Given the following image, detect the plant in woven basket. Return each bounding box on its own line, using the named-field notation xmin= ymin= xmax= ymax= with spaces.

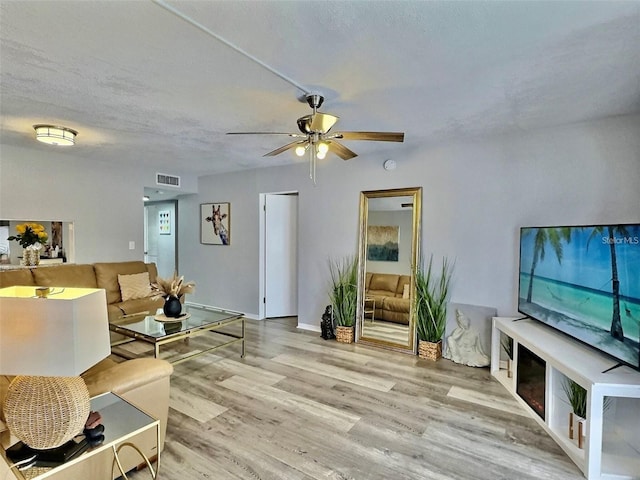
xmin=328 ymin=255 xmax=358 ymax=328
xmin=415 ymin=255 xmax=454 ymax=344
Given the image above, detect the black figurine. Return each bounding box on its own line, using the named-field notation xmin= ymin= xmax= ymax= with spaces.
xmin=320 ymin=305 xmax=335 ymax=340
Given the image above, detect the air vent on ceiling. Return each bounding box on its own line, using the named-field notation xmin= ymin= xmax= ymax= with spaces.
xmin=156 ymin=173 xmax=180 ymax=187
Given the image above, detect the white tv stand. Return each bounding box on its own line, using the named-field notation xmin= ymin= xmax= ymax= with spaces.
xmin=490 ymin=317 xmax=640 ymax=480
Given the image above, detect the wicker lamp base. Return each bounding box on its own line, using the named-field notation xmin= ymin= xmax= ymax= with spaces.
xmin=3 ymin=375 xmax=90 ymax=450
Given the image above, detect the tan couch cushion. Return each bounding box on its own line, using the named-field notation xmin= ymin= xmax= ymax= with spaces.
xmin=384 ymin=296 xmax=411 ymax=313
xmin=118 ymin=272 xmax=152 ymax=301
xmin=396 ymin=275 xmax=411 ymax=297
xmin=32 ymin=264 xmax=98 ymax=288
xmin=368 ymin=273 xmax=400 ymax=296
xmin=82 ymin=358 xmax=174 ymax=397
xmin=94 ymin=261 xmax=148 ymax=305
xmin=0 ymin=268 xmax=35 ymax=287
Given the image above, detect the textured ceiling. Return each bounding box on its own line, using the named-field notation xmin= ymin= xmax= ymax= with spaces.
xmin=1 ymin=0 xmax=639 ymax=179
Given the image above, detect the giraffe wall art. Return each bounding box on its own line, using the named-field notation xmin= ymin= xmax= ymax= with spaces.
xmin=201 ymin=203 xmax=231 ymax=245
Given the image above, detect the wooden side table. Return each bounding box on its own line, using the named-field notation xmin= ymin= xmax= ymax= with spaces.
xmin=1 ymin=392 xmax=160 ymax=480
xmin=364 ymin=297 xmax=375 ymax=323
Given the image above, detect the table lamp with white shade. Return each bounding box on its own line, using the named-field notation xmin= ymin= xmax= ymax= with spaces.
xmin=0 ymin=286 xmax=111 ymax=450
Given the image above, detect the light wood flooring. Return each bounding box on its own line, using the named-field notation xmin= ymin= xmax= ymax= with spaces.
xmin=122 ymin=317 xmax=584 ymax=480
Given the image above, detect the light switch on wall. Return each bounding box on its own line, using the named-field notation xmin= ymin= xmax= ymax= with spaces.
xmin=129 ymin=241 xmax=135 ymax=250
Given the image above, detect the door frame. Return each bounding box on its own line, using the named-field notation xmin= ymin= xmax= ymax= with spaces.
xmin=258 ymin=191 xmax=298 ymax=320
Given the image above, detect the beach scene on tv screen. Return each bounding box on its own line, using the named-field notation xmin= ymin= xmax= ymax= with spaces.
xmin=518 ymin=224 xmax=640 ymax=367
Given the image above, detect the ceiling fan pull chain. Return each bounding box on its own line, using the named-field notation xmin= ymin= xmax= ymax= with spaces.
xmin=308 ymin=146 xmax=317 ymax=185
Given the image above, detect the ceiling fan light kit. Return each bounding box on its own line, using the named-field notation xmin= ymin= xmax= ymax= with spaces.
xmin=33 ymin=124 xmax=78 ymax=146
xmin=228 ymin=93 xmax=404 ymax=184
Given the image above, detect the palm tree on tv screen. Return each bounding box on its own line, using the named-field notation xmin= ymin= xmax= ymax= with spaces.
xmin=525 ymin=227 xmax=572 ymax=303
xmin=587 ymin=225 xmax=629 ymax=341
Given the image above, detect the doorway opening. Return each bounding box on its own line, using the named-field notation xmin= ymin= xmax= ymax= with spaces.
xmin=144 ymin=199 xmax=178 ymax=278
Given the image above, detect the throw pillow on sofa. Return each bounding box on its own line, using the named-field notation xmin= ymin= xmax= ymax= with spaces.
xmin=118 ymin=272 xmax=152 ymax=301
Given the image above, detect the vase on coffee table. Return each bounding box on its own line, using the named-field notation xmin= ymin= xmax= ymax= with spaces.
xmin=163 ymin=295 xmax=182 ymax=318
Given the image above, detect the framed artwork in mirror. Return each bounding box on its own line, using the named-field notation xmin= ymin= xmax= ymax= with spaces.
xmin=366 ymin=225 xmax=399 ymax=261
xmin=201 ymin=203 xmax=230 ymax=245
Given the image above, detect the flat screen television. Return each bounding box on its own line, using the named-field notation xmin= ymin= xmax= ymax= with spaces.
xmin=518 ymin=223 xmax=640 ymax=371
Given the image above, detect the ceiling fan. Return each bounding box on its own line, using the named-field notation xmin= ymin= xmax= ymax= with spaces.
xmin=228 ymin=94 xmax=404 ymax=183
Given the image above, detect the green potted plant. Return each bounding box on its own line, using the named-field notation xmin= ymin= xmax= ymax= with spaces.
xmin=415 ymin=255 xmax=453 ymax=360
xmin=562 ymin=378 xmax=587 ymax=448
xmin=328 ymin=255 xmax=358 ymax=343
xmin=562 ymin=378 xmax=611 ymax=449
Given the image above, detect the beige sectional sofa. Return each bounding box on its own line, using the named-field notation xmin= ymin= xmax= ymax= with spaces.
xmin=365 ymin=272 xmax=412 ymax=324
xmin=0 ymin=261 xmax=172 ymax=479
xmin=0 ymin=261 xmax=164 ymax=321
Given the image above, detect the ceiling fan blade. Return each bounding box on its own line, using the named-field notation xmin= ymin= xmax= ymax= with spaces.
xmin=227 ymin=132 xmax=306 ymax=138
xmin=334 ymin=131 xmax=404 ymax=142
xmin=329 ymin=141 xmax=358 ymax=160
xmin=264 ymin=140 xmax=304 ymax=157
xmin=309 ymin=113 xmax=339 ymax=134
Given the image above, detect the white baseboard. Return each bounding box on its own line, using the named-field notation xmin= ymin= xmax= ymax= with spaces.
xmin=297 ymin=322 xmax=320 ymax=332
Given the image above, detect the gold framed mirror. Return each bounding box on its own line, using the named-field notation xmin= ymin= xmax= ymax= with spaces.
xmin=356 ymin=187 xmax=422 ymax=353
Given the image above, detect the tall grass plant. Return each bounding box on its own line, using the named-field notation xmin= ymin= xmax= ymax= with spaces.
xmin=328 ymin=256 xmax=358 ymax=327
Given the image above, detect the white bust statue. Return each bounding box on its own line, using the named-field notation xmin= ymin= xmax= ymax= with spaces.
xmin=444 ymin=309 xmax=490 ymax=367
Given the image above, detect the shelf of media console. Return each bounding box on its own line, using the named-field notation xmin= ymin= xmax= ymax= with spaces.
xmin=490 ymin=316 xmax=640 ymax=480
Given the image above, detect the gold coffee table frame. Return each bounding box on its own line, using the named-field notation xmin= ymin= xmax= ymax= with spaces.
xmin=110 ymin=303 xmax=245 ymax=365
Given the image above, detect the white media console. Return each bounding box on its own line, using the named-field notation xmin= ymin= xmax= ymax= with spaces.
xmin=490 ymin=316 xmax=640 ymax=480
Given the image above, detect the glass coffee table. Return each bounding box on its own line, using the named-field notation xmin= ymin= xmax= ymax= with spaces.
xmin=110 ymin=303 xmax=245 ymax=365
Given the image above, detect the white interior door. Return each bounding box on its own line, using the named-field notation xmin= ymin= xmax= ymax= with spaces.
xmin=265 ymin=194 xmax=298 ymax=318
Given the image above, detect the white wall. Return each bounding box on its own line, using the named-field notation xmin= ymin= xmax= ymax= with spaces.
xmin=179 ymin=115 xmax=640 ymax=329
xmin=2 ymin=116 xmax=638 ymax=331
xmin=0 ymin=145 xmax=195 ymax=264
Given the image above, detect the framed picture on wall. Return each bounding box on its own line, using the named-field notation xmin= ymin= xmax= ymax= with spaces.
xmin=201 ymin=203 xmax=230 ymax=245
xmin=367 ymin=225 xmax=399 ymax=261
xmin=159 ymin=210 xmax=171 ymax=235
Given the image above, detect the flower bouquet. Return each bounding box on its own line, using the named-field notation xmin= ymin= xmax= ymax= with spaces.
xmin=7 ymin=223 xmax=48 ymax=248
xmin=7 ymin=223 xmax=49 ymax=266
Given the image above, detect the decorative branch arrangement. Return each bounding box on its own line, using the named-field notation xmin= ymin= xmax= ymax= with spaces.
xmin=151 ymin=273 xmax=195 ymax=300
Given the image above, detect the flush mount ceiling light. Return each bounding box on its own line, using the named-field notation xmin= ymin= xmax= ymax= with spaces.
xmin=33 ymin=124 xmax=78 ymax=146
